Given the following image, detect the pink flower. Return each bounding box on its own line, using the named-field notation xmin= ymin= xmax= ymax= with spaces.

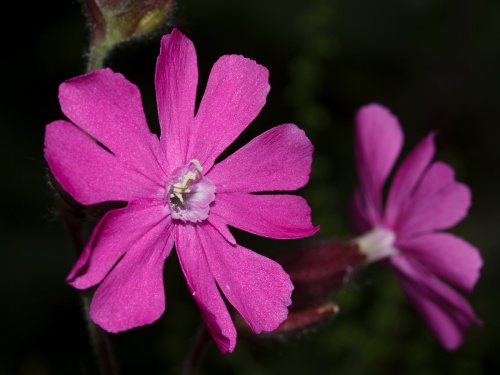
xmin=351 ymin=103 xmax=482 ymax=350
xmin=44 ymin=29 xmax=318 ymax=353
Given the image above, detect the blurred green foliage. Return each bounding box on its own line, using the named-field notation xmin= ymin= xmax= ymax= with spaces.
xmin=1 ymin=0 xmax=499 ymax=374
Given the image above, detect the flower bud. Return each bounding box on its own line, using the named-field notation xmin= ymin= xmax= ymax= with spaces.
xmin=278 ymin=239 xmax=368 ymax=309
xmin=274 ymin=301 xmax=339 ymax=336
xmin=82 ymin=0 xmax=176 ymax=69
xmin=235 ymin=301 xmax=339 ymax=345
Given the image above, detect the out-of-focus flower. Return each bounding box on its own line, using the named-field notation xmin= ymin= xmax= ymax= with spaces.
xmin=44 ymin=29 xmax=318 ymax=354
xmin=351 ymin=103 xmax=482 ymax=350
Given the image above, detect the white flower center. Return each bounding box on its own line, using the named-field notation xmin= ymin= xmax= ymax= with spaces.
xmin=354 ymin=227 xmax=398 ymax=263
xmin=166 ymin=159 xmax=216 ymax=223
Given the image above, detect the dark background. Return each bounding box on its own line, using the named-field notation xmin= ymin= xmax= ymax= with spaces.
xmin=1 ymin=0 xmax=499 ymax=374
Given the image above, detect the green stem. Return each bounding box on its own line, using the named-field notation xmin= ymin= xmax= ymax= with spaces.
xmin=87 ymin=36 xmax=117 ymax=71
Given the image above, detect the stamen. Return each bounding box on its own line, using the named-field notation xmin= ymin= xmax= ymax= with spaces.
xmin=190 ymin=159 xmax=202 ymax=172
xmin=354 ymin=227 xmax=398 ymax=263
xmin=166 ymin=159 xmax=216 ymax=223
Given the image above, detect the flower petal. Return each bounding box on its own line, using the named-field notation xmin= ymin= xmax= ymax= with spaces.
xmin=59 ymin=68 xmax=167 ymax=178
xmin=385 ymin=133 xmax=435 ymax=227
xmin=89 ymin=210 xmax=175 ymax=333
xmin=44 ymin=120 xmax=163 ymax=205
xmin=175 ymin=224 xmax=236 ymax=353
xmin=199 ymin=224 xmax=293 ymax=334
xmin=395 ymin=161 xmax=471 ymax=238
xmin=390 ymin=255 xmax=480 ymax=350
xmin=210 ymin=192 xmax=318 ymax=239
xmin=156 ymin=29 xmax=198 ymax=167
xmin=205 ymin=214 xmax=237 ymax=245
xmin=350 ymin=188 xmax=374 ymax=233
xmin=397 ymin=232 xmax=482 ymax=293
xmin=67 ymin=200 xmax=170 ymax=289
xmin=207 ymin=124 xmax=313 ymax=192
xmin=188 ymin=54 xmax=270 ymax=170
xmin=354 ymin=103 xmax=403 ymax=225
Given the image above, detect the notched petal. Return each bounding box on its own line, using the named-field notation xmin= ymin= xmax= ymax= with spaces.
xmin=189 ymin=54 xmax=270 ymax=169
xmin=211 ymin=192 xmax=318 ymax=239
xmin=90 ymin=218 xmax=175 ymax=333
xmin=396 ymin=161 xmax=471 ymax=237
xmin=208 ymin=124 xmax=313 ymax=193
xmin=45 ymin=120 xmax=161 ymax=205
xmin=354 ymin=103 xmax=404 ymax=221
xmin=175 ymin=225 xmax=237 ymax=353
xmin=199 ymin=224 xmax=294 ymax=334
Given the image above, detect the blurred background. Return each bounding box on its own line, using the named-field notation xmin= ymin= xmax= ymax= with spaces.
xmin=1 ymin=0 xmax=499 ymax=374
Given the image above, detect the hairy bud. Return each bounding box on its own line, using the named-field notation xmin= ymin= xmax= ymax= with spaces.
xmin=82 ymin=0 xmax=176 ymax=69
xmin=279 ymin=239 xmax=367 ymax=309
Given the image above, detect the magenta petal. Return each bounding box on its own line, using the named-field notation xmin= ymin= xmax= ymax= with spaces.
xmin=199 ymin=224 xmax=293 ymax=333
xmin=188 ymin=55 xmax=270 ymax=170
xmin=156 ymin=29 xmax=198 ymax=167
xmin=211 ymin=192 xmax=318 ymax=239
xmin=175 ymin=225 xmax=236 ymax=353
xmin=207 ymin=124 xmax=313 ymax=192
xmin=350 ymin=189 xmax=375 ymax=233
xmin=390 ymin=256 xmax=480 ymax=350
xmin=44 ymin=120 xmax=162 ymax=205
xmin=385 ymin=133 xmax=435 ymax=227
xmin=397 ymin=232 xmax=482 ymax=293
xmin=67 ymin=200 xmax=170 ymax=289
xmin=396 ymin=162 xmax=471 ymax=238
xmin=59 ymin=68 xmax=167 ymax=177
xmin=354 ymin=103 xmax=403 ymax=225
xmin=206 ymin=214 xmax=237 ymax=245
xmin=89 ymin=214 xmax=175 ymax=333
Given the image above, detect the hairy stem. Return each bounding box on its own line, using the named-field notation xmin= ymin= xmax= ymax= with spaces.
xmin=86 ymin=36 xmax=116 ymax=72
